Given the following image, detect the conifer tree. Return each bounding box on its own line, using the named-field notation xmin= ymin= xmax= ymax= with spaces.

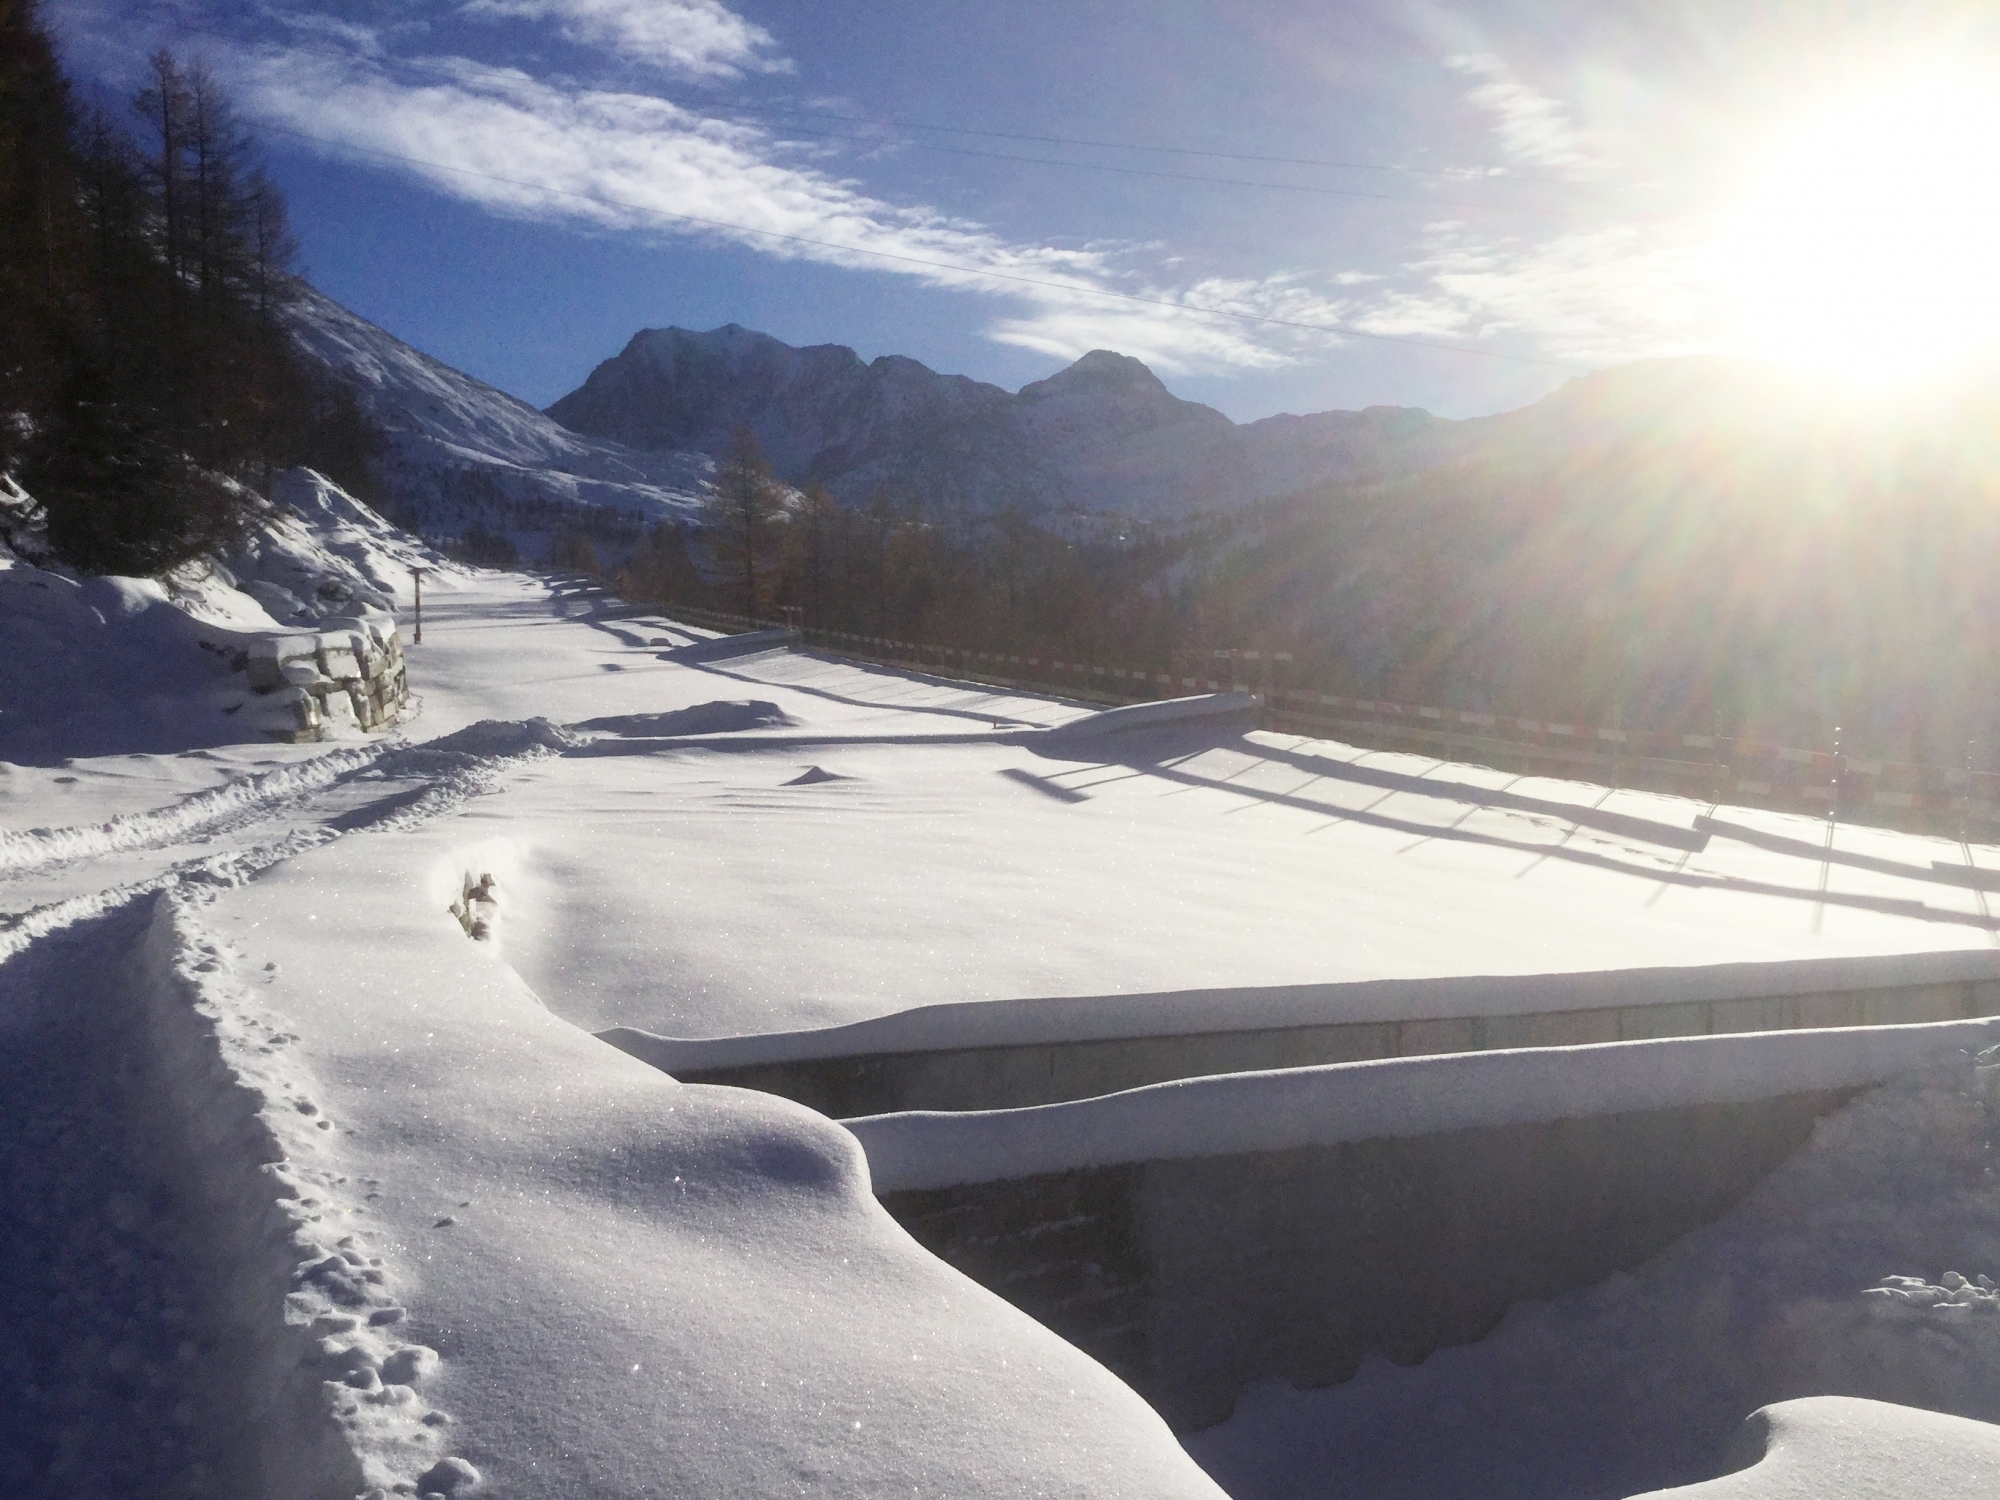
xmin=1 ymin=8 xmax=380 ymax=573
xmin=704 ymin=426 xmax=784 ymax=618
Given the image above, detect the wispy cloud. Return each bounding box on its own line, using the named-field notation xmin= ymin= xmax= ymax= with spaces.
xmin=1363 ymin=220 xmax=1725 ymax=364
xmin=1446 ymin=53 xmax=1596 ymax=173
xmin=987 ymin=275 xmax=1355 ymax=375
xmin=458 ymin=0 xmax=789 ymax=79
xmin=211 ymin=29 xmax=1362 ymax=375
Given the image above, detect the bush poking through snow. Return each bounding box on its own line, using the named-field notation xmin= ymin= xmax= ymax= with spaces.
xmin=449 ymin=874 xmax=498 ymax=942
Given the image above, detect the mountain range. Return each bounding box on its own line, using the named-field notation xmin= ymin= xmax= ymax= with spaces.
xmin=544 ymin=325 xmax=1484 ymax=519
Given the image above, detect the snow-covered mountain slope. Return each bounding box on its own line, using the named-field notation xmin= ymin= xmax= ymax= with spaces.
xmin=544 ymin=323 xmax=1471 ymax=519
xmin=546 ymin=322 xmax=1053 ymax=512
xmin=0 ymin=468 xmax=441 ymax=762
xmin=284 ymin=285 xmax=712 ymax=525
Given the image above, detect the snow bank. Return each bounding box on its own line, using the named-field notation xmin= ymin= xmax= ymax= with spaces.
xmin=0 ymin=561 xmax=292 ymax=759
xmin=163 ymin=811 xmax=1230 ymax=1499
xmin=573 ymin=700 xmax=797 ymax=737
xmin=0 ymin=471 xmax=420 ymax=761
xmin=603 ymin=948 xmax=2000 ymax=1076
xmin=1050 ymin=690 xmax=1259 ymax=739
xmin=1628 ymin=1397 xmax=2000 ymax=1499
xmin=849 ymin=1016 xmax=2000 ymax=1191
xmin=662 ymin=627 xmax=799 ymax=662
xmin=135 ymin=896 xmax=420 ymax=1499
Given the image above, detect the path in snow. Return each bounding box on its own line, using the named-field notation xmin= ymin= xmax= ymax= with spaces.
xmin=0 ymin=902 xmax=261 ymax=1500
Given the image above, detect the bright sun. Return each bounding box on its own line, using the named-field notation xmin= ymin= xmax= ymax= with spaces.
xmin=1723 ymin=84 xmax=2000 ymax=384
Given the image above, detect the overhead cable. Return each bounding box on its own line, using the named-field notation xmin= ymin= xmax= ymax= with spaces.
xmin=258 ymin=121 xmax=1593 ymax=372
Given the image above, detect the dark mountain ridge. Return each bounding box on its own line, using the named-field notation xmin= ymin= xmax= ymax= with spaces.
xmin=545 ymin=324 xmax=1477 ymax=517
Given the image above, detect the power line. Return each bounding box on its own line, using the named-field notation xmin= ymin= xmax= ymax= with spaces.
xmin=734 ymin=118 xmax=1552 ymax=214
xmin=258 ymin=121 xmax=1591 ymax=372
xmin=701 ymin=100 xmax=1591 ymax=190
xmin=150 ymin=9 xmax=1598 ymax=197
xmin=148 ymin=7 xmax=1600 ymax=195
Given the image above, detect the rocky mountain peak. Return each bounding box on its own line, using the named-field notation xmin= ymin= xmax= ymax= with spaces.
xmin=1018 ymin=349 xmax=1171 ymax=402
xmin=541 ymin=320 xmax=1467 ymax=518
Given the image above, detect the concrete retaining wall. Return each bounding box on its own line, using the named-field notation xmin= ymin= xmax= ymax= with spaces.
xmin=882 ymin=1089 xmax=1847 ymax=1432
xmin=651 ymin=968 xmax=2000 ymax=1116
xmin=855 ymin=1017 xmax=2000 ymax=1432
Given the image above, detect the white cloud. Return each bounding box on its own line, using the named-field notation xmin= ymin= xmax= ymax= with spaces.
xmin=987 ymin=275 xmax=1355 ymax=374
xmin=1363 ymin=220 xmax=1727 ymax=364
xmin=1446 ymin=53 xmax=1595 ymax=173
xmin=459 ymin=0 xmax=789 ymax=79
xmin=167 ymin=7 xmax=1728 ymax=381
xmin=264 ymin=10 xmax=394 ymax=58
xmin=217 ymin=37 xmax=1364 ymax=376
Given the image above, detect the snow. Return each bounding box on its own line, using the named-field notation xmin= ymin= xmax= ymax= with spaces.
xmin=475 ymin=636 xmax=2000 ymax=1045
xmin=845 ymin=1017 xmax=2000 ymax=1192
xmin=1628 ymin=1397 xmax=2000 ymax=1499
xmin=1185 ymin=1056 xmax=2000 ymax=1499
xmin=149 ymin=825 xmax=1220 ymax=1498
xmin=11 ymin=489 xmax=2000 ymax=1496
xmin=212 ymin=469 xmax=436 ymax=625
xmin=0 ymin=561 xmax=277 ymax=762
xmin=285 ymin=287 xmax=711 ymax=522
xmin=0 ymin=469 xmax=441 ymax=764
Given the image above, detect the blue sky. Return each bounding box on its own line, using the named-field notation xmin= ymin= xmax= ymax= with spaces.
xmin=48 ymin=1 xmax=2000 ymax=420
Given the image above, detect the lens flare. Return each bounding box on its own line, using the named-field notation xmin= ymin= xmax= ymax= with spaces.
xmin=1722 ymin=83 xmax=2000 ymax=384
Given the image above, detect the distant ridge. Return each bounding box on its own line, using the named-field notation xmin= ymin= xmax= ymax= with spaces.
xmin=545 ymin=325 xmax=1477 ymax=518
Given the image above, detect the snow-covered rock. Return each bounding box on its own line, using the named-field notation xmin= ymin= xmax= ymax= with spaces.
xmin=0 ymin=470 xmax=425 ymax=759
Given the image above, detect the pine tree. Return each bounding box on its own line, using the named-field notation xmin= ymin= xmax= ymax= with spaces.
xmin=704 ymin=426 xmax=784 ymax=618
xmin=3 ymin=13 xmax=377 ymax=575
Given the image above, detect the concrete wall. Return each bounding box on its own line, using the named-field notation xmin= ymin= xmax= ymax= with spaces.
xmin=882 ymin=1089 xmax=1848 ymax=1432
xmin=674 ymin=976 xmax=2000 ymax=1116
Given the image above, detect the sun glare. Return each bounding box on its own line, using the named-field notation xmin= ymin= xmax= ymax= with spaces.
xmin=1723 ymin=83 xmax=2000 ymax=385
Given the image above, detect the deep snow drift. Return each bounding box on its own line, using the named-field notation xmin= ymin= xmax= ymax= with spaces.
xmin=1633 ymin=1397 xmax=2000 ymax=1499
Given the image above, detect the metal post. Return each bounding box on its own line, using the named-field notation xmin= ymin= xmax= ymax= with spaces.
xmin=411 ymin=567 xmax=427 ymax=645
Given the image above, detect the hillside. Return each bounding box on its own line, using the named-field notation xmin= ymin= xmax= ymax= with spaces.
xmin=1187 ymin=358 xmax=2000 ymax=755
xmin=284 ymin=286 xmax=713 ymax=532
xmin=545 ymin=323 xmax=1475 ymax=518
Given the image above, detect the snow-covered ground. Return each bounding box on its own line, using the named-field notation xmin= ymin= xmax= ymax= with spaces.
xmin=453 ymin=595 xmax=2000 ymax=1045
xmin=10 ymin=486 xmax=2000 ymax=1497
